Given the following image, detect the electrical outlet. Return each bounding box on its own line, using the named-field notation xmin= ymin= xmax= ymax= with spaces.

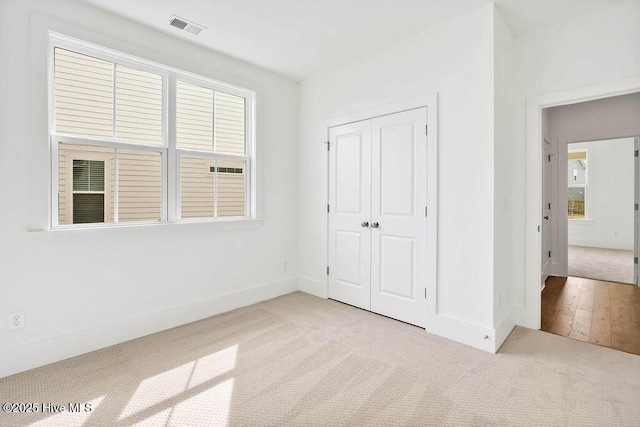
xmin=8 ymin=311 xmax=25 ymax=331
xmin=283 ymin=261 xmax=289 ymax=271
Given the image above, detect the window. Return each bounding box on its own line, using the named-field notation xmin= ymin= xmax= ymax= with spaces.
xmin=72 ymin=159 xmax=106 ymax=224
xmin=50 ymin=34 xmax=254 ymax=228
xmin=567 ymin=150 xmax=587 ymax=219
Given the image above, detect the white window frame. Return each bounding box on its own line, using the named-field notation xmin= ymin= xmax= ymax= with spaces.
xmin=49 ymin=32 xmax=256 ymax=229
xmin=567 ymin=148 xmax=589 ymax=221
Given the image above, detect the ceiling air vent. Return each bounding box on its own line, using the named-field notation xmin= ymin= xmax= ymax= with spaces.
xmin=169 ymin=15 xmax=205 ymax=36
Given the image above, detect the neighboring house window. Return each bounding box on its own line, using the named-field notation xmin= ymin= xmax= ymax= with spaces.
xmin=72 ymin=159 xmax=107 ymax=224
xmin=567 ymin=150 xmax=587 ymax=219
xmin=50 ymin=34 xmax=254 ymax=227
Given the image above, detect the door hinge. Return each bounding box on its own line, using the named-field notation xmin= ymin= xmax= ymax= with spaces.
xmin=327 ymin=204 xmax=330 ymax=213
xmin=327 ymin=266 xmax=330 ymax=275
xmin=326 ymin=142 xmax=330 ymax=151
xmin=548 ymin=154 xmax=551 ymax=162
xmin=635 ymin=203 xmax=638 ymax=211
xmin=548 ymin=203 xmax=551 ymax=210
xmin=537 ymin=225 xmax=540 ymax=232
xmin=635 ymin=257 xmax=638 ymax=264
xmin=548 ymin=251 xmax=551 ymax=258
xmin=425 ymin=206 xmax=428 ymax=217
xmin=425 ymin=125 xmax=428 ymax=135
xmin=424 ymin=288 xmax=427 ymax=299
xmin=635 ymin=150 xmax=638 ymax=157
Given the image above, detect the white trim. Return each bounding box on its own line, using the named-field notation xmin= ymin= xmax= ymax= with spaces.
xmin=113 ymin=148 xmax=119 ymax=223
xmin=298 ymin=275 xmax=328 ymax=299
xmin=494 ymin=305 xmax=517 ymax=352
xmin=167 ymin=74 xmax=178 ymax=222
xmin=568 ymin=238 xmax=634 ymax=251
xmin=426 ymin=312 xmax=496 ymax=353
xmin=522 ymin=75 xmax=640 ymax=329
xmin=175 ymin=148 xmax=248 ymax=160
xmin=323 ymin=93 xmax=438 ymax=330
xmin=45 ymin=218 xmax=263 ymax=233
xmin=0 ymin=276 xmax=296 ymax=379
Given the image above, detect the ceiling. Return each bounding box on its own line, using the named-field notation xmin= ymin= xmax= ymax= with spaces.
xmin=82 ymin=0 xmax=627 ymax=80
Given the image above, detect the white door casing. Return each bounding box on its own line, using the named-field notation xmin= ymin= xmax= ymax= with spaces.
xmin=370 ymin=109 xmax=427 ymax=327
xmin=328 ymin=120 xmax=372 ymax=310
xmin=328 ymin=107 xmax=427 ymax=327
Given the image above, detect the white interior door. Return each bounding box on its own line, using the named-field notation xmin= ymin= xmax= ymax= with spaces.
xmin=370 ymin=108 xmax=427 ymax=327
xmin=328 ymin=121 xmax=372 ymax=310
xmin=542 ymin=140 xmax=552 ymax=282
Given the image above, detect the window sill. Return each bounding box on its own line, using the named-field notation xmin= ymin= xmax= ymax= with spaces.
xmin=32 ymin=218 xmax=264 ymax=233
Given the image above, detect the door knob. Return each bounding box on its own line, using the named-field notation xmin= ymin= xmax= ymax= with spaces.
xmin=544 ymin=216 xmax=549 ymax=220
xmin=361 ymin=221 xmax=369 ymax=228
xmin=371 ymin=222 xmax=379 ymax=228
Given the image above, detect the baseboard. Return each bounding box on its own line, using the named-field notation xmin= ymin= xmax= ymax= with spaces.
xmin=569 ymin=239 xmax=633 ymax=251
xmin=494 ymin=305 xmax=517 ymax=352
xmin=425 ymin=313 xmax=496 ymax=353
xmin=298 ymin=275 xmax=327 ymax=298
xmin=0 ymin=277 xmax=298 ymax=379
xmin=551 ymin=262 xmax=565 ymax=277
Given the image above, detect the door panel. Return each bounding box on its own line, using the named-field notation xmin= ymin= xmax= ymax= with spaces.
xmin=379 ymin=235 xmax=414 ymax=299
xmin=370 ymin=108 xmax=427 ymax=327
xmin=335 ymin=231 xmax=363 ymax=287
xmin=380 ymin=124 xmax=414 ymax=216
xmin=328 ymin=121 xmax=372 ymax=309
xmin=336 ymin=136 xmax=363 ymax=213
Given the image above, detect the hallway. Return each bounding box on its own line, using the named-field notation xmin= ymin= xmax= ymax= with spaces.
xmin=542 ymin=276 xmax=640 ymax=355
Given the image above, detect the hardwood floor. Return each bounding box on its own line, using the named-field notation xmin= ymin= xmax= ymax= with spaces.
xmin=541 ymin=276 xmax=640 ymax=355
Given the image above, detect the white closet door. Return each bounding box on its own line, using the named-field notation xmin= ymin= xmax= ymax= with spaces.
xmin=370 ymin=108 xmax=427 ymax=327
xmin=328 ymin=120 xmax=372 ymax=310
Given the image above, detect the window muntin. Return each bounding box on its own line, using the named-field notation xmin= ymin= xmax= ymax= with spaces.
xmin=567 ymin=150 xmax=587 ymax=219
xmin=50 ymin=35 xmax=254 ymax=228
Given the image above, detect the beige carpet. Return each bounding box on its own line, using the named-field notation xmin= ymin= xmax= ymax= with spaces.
xmin=568 ymin=245 xmax=634 ymax=284
xmin=1 ymin=292 xmax=640 ymax=426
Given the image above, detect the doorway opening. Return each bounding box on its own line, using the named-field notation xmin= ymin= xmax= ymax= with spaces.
xmin=566 ymin=138 xmax=636 ymax=285
xmin=536 ymin=90 xmax=640 ymax=354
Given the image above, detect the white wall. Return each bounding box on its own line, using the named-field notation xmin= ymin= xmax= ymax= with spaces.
xmin=546 ymin=93 xmax=640 ymax=274
xmin=513 ymin=0 xmax=640 ymax=327
xmin=492 ymin=7 xmax=517 ymax=344
xmin=567 ymin=139 xmax=635 ymax=251
xmin=298 ymin=4 xmax=498 ymax=351
xmin=0 ymin=0 xmax=298 ymax=378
